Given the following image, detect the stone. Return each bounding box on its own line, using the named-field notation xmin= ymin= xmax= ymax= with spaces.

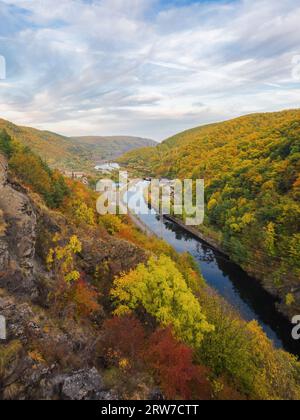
xmin=60 ymin=368 xmax=105 ymax=400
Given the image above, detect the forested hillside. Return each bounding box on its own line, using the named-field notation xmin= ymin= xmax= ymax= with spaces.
xmin=119 ymin=110 xmax=300 ymax=316
xmin=0 ymin=119 xmax=155 ymax=172
xmin=1 ymin=129 xmax=300 ymax=400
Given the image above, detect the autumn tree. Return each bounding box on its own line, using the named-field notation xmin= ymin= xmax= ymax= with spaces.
xmin=47 ymin=235 xmax=101 ymax=318
xmin=47 ymin=235 xmax=82 ymax=284
xmin=247 ymin=321 xmax=300 ymax=400
xmin=264 ymin=222 xmax=276 ymax=257
xmin=62 ymin=179 xmax=97 ymax=226
xmin=198 ymin=290 xmax=300 ymax=400
xmin=111 ymin=255 xmax=214 ymax=348
xmin=8 ymin=144 xmax=69 ymax=208
xmin=71 ymin=278 xmax=100 ymax=317
xmin=99 ymin=214 xmax=123 ymax=235
xmin=144 ymin=328 xmax=212 ymax=400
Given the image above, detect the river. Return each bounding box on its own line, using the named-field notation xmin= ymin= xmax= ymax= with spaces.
xmin=124 ymin=181 xmax=300 ymax=357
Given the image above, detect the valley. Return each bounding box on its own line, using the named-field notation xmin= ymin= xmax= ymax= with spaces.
xmin=0 ymin=118 xmax=156 ymax=173
xmin=1 ymin=0 xmax=300 ymax=402
xmin=0 ymin=112 xmax=300 ymax=400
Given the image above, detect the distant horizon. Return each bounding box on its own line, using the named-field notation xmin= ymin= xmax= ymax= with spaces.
xmin=62 ymin=106 xmax=300 ymax=141
xmin=0 ymin=0 xmax=300 ymax=140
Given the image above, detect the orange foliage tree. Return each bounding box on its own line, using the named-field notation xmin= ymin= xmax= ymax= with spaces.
xmin=71 ymin=278 xmax=100 ymax=317
xmin=144 ymin=328 xmax=212 ymax=400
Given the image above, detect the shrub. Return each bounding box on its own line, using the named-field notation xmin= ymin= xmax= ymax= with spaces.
xmin=100 ymin=316 xmax=146 ymax=367
xmin=71 ymin=278 xmax=101 ymax=317
xmin=47 ymin=235 xmax=82 ymax=284
xmin=99 ymin=214 xmax=124 ymax=235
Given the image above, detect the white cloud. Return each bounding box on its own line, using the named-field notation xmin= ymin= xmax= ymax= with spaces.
xmin=0 ymin=0 xmax=299 ymax=140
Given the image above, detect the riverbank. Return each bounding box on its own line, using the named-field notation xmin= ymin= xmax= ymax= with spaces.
xmin=141 ymin=186 xmax=225 ymax=254
xmin=164 ymin=215 xmax=226 ymax=255
xmin=164 ymin=214 xmax=296 ymax=321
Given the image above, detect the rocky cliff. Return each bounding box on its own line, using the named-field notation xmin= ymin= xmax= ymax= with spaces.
xmin=0 ymin=154 xmax=149 ymax=400
xmin=0 ymin=154 xmax=37 ymax=296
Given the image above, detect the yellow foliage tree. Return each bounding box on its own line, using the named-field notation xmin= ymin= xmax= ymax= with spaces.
xmin=111 ymin=255 xmax=214 ymax=348
xmin=47 ymin=235 xmax=82 ymax=284
xmin=247 ymin=321 xmax=300 ymax=400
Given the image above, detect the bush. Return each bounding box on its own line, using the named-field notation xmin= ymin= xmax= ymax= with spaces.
xmin=100 ymin=316 xmax=146 ymax=368
xmin=99 ymin=214 xmax=124 ymax=235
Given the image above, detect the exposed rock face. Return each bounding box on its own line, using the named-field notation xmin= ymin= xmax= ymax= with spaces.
xmin=60 ymin=368 xmax=103 ymax=400
xmin=80 ymin=235 xmax=147 ymax=277
xmin=50 ymin=368 xmax=112 ymax=401
xmin=0 ymin=154 xmax=37 ymax=296
xmin=0 ymin=292 xmax=118 ymax=400
xmin=32 ymin=368 xmax=118 ymax=400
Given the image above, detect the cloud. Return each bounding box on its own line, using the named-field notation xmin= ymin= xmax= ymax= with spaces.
xmin=0 ymin=0 xmax=299 ymax=140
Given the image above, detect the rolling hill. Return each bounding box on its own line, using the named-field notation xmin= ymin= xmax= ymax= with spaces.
xmin=71 ymin=135 xmax=155 ymax=164
xmin=119 ymin=109 xmax=300 ymax=316
xmin=0 ymin=118 xmax=156 ymax=172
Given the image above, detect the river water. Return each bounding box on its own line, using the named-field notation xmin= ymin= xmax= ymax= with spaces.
xmin=124 ymin=181 xmax=300 ymax=357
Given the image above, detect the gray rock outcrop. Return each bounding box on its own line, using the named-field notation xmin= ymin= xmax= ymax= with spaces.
xmin=59 ymin=368 xmax=104 ymax=400
xmin=0 ymin=154 xmax=37 ymax=296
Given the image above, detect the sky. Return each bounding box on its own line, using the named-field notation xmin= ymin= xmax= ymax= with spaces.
xmin=0 ymin=0 xmax=300 ymax=141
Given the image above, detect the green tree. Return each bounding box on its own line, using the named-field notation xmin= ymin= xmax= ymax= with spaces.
xmin=0 ymin=130 xmax=13 ymax=158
